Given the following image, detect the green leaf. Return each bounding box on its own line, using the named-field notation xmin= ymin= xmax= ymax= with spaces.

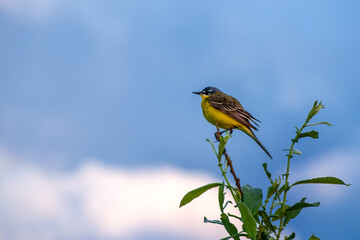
xmin=258 ymin=210 xmax=276 ymax=233
xmin=179 ymin=182 xmax=222 ymax=207
xmin=306 ymin=122 xmax=332 ymax=127
xmin=242 ymin=184 xmax=263 ymax=216
xmin=220 ymin=233 xmax=248 ymax=240
xmin=292 ymin=148 xmax=302 ymax=155
xmin=284 ymin=198 xmax=319 ymax=226
xmin=228 ymin=213 xmax=242 ymax=221
xmin=291 ymin=177 xmax=351 ymax=187
xmin=294 ymin=130 xmax=319 ymax=142
xmin=285 ymin=232 xmax=296 ymax=240
xmin=257 ymin=225 xmax=272 ymax=240
xmin=204 ymin=217 xmax=223 ymax=225
xmin=306 ymin=101 xmax=325 ymax=122
xmin=218 ymin=139 xmax=226 ymax=157
xmin=283 ymin=208 xmax=300 ymax=226
xmin=266 ymin=179 xmax=279 ymax=199
xmin=309 ymin=233 xmax=320 ymax=240
xmin=283 ymin=148 xmax=302 ymax=155
xmin=219 ymin=183 xmax=225 ymax=213
xmin=262 ymin=163 xmax=272 ymax=182
xmin=221 ymin=213 xmax=240 ymax=240
xmin=272 ymin=201 xmax=282 ymax=208
xmin=237 ymin=201 xmax=257 ymax=240
xmin=271 ymin=205 xmax=289 ymax=222
xmin=278 ymin=183 xmax=289 ymax=194
xmin=234 ymin=188 xmax=241 ymax=203
xmin=218 ymin=133 xmax=231 ymax=157
xmin=223 ymin=200 xmax=232 ymax=210
xmin=286 ymin=199 xmax=320 ymax=212
xmin=206 ymin=139 xmax=218 ymax=156
xmin=259 ymin=231 xmax=271 ymax=240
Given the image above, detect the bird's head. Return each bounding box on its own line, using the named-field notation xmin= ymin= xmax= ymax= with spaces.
xmin=193 ymin=87 xmax=221 ymax=99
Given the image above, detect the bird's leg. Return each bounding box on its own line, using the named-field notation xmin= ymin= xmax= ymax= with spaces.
xmin=219 ymin=128 xmax=233 ymax=136
xmin=215 ymin=125 xmax=234 ymax=141
xmin=215 ymin=123 xmax=221 ymax=141
xmin=229 ymin=128 xmax=233 ymax=135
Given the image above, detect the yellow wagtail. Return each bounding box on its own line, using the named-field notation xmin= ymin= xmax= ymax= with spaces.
xmin=193 ymin=86 xmax=272 ymax=159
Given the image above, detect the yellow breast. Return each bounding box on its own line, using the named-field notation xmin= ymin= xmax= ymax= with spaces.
xmin=201 ymin=97 xmax=240 ymax=130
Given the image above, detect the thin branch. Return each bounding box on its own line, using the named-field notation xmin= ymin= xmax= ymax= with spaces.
xmin=223 ymin=148 xmax=243 ymax=201
xmin=215 ymin=125 xmax=243 ymax=201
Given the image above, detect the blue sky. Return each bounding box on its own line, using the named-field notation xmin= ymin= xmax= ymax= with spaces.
xmin=0 ymin=0 xmax=359 ymax=239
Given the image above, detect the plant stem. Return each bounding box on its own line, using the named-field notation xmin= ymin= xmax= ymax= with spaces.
xmin=215 ymin=126 xmax=243 ymax=201
xmin=268 ymin=194 xmax=278 ymax=219
xmin=213 ymin=129 xmax=243 ymax=214
xmin=276 ymin=122 xmax=307 ymax=239
xmin=218 ymin=161 xmax=238 ymax=205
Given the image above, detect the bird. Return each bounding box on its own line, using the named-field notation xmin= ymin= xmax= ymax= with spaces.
xmin=193 ymin=86 xmax=272 ymax=159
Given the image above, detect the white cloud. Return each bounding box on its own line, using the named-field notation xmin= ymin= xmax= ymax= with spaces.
xmin=0 ymin=151 xmax=237 ymax=240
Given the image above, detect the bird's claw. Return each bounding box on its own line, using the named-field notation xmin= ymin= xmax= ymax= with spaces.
xmin=215 ymin=132 xmax=221 ymax=141
xmin=215 ymin=128 xmax=233 ymax=141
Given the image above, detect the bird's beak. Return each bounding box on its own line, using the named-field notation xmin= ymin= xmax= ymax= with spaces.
xmin=192 ymin=91 xmax=202 ymax=95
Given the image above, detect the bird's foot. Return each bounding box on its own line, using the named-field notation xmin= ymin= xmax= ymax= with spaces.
xmin=215 ymin=131 xmax=222 ymax=141
xmin=215 ymin=128 xmax=233 ymax=141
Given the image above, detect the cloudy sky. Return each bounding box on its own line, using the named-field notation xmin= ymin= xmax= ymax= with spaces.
xmin=0 ymin=0 xmax=359 ymax=239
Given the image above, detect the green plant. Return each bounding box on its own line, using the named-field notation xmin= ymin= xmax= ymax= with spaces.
xmin=180 ymin=101 xmax=350 ymax=240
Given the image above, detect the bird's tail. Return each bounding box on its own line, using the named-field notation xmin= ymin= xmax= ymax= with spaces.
xmin=251 ymin=134 xmax=273 ymax=159
xmin=236 ymin=125 xmax=273 ymax=159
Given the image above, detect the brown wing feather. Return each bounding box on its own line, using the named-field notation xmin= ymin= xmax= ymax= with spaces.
xmin=207 ymin=93 xmax=260 ymax=130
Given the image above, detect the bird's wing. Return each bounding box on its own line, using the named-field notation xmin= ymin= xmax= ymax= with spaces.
xmin=208 ymin=93 xmax=260 ymax=130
